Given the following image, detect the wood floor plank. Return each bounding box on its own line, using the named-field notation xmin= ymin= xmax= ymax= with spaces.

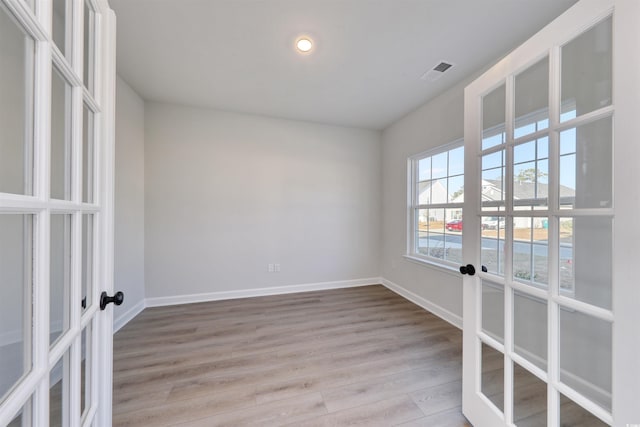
xmin=112 ymin=285 xmax=466 ymax=426
xmin=113 ymin=386 xmax=256 ymax=427
xmin=396 ymin=407 xmax=471 ymax=427
xmin=289 ymin=395 xmax=424 ymax=427
xmin=174 ymin=392 xmax=327 ymax=427
xmin=409 ymin=380 xmax=463 ymax=418
xmin=321 ymin=362 xmax=461 ymax=413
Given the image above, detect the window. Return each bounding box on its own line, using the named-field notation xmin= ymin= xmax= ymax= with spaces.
xmin=408 ymin=140 xmax=464 ymax=267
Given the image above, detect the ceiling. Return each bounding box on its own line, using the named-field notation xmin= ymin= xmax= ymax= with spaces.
xmin=110 ymin=0 xmax=578 ymax=130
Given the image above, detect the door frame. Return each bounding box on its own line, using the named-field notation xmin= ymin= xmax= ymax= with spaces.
xmin=462 ymin=0 xmax=640 ymax=425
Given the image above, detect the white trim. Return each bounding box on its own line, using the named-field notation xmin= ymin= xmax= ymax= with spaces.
xmin=113 ymin=299 xmax=145 ymax=333
xmin=95 ymin=6 xmax=117 ymax=427
xmin=380 ymin=277 xmax=463 ymax=329
xmin=145 ymin=278 xmax=382 ymax=308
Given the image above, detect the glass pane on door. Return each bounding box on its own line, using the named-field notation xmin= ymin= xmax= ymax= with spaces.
xmin=561 ymin=17 xmax=612 ymax=121
xmin=560 ymin=309 xmax=611 ymax=411
xmin=513 ymin=217 xmax=549 ymax=287
xmin=560 ymin=394 xmax=608 ymax=427
xmin=513 ymin=138 xmax=549 ymax=207
xmin=481 ymin=218 xmax=505 ymax=276
xmin=514 ymin=57 xmax=549 ymax=139
xmin=481 ymin=342 xmax=504 ymax=412
xmin=0 ymin=214 xmax=33 ymax=402
xmin=559 ymin=117 xmax=612 ymax=210
xmin=82 ymin=214 xmax=94 ymax=312
xmin=51 ymin=214 xmax=71 ymax=345
xmin=482 ymin=84 xmax=506 ymax=149
xmin=481 ymin=150 xmax=505 ymax=209
xmin=81 ymin=322 xmax=92 ymax=419
xmin=0 ymin=6 xmax=34 ymax=196
xmin=51 ymin=67 xmax=72 ymax=201
xmin=513 ymin=291 xmax=547 ymax=370
xmin=83 ymin=0 xmax=94 ymax=92
xmin=50 ymin=351 xmax=68 ymax=427
xmin=82 ymin=105 xmax=94 ymax=203
xmin=513 ymin=363 xmax=547 ymax=425
xmin=52 ymin=0 xmax=67 ymax=57
xmin=559 ymin=217 xmax=612 ymax=309
xmin=482 ymin=281 xmax=504 ymax=342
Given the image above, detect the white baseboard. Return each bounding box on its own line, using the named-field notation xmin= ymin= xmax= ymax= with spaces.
xmin=145 ymin=277 xmax=382 ymax=307
xmin=113 ymin=298 xmax=146 ymax=333
xmin=381 ymin=277 xmax=463 ymax=329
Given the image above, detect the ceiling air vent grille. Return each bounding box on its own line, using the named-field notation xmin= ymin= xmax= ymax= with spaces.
xmin=421 ymin=61 xmax=455 ymax=82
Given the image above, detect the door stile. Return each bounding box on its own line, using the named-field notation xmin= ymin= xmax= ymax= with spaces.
xmin=32 ymin=0 xmax=54 ymax=424
xmin=69 ymin=1 xmax=85 ymax=424
xmin=463 ymin=77 xmax=505 ymax=425
xmin=95 ymin=8 xmax=116 ymax=426
xmin=502 ymin=73 xmax=515 ymax=426
xmin=612 ymin=2 xmax=640 ymax=423
xmin=546 ymin=43 xmax=561 ymax=427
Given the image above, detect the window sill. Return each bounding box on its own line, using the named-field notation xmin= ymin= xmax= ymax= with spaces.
xmin=402 ymin=255 xmax=462 ymax=278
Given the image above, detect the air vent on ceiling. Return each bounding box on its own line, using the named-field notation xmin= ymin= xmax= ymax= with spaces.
xmin=421 ymin=61 xmax=455 ymax=82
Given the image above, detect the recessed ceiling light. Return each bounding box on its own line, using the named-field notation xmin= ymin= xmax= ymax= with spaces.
xmin=296 ymin=37 xmax=313 ymax=53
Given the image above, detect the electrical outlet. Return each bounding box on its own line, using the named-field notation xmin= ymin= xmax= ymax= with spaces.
xmin=268 ymin=263 xmax=274 ymax=273
xmin=274 ymin=264 xmax=280 ymax=272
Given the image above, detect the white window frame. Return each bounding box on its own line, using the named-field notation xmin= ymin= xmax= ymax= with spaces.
xmin=407 ymin=139 xmax=464 ymax=270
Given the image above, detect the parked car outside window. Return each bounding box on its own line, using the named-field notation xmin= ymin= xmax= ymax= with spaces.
xmin=445 ymin=219 xmax=463 ymax=232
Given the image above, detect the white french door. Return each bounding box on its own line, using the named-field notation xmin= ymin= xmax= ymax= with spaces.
xmin=462 ymin=0 xmax=640 ymax=426
xmin=0 ymin=0 xmax=116 ymax=426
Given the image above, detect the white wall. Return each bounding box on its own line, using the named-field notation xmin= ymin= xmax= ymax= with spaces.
xmin=114 ymin=76 xmax=146 ymax=325
xmin=144 ymin=103 xmax=382 ymax=300
xmin=381 ymin=78 xmax=471 ymax=326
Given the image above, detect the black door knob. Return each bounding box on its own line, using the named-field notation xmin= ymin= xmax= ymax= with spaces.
xmin=459 ymin=264 xmax=476 ymax=276
xmin=100 ymin=291 xmax=124 ymax=310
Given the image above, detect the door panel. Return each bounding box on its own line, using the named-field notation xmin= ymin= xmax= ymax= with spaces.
xmin=0 ymin=0 xmax=116 ymax=425
xmin=463 ymin=1 xmax=618 ymax=426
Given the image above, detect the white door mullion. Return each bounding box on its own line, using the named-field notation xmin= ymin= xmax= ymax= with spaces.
xmin=546 ymin=43 xmax=561 ymax=427
xmin=95 ymin=9 xmax=117 ymax=425
xmin=31 ymin=0 xmax=53 ymax=424
xmin=69 ymin=2 xmax=84 ymax=424
xmin=502 ymin=74 xmax=515 ymax=425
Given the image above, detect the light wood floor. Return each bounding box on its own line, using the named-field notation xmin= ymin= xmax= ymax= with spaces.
xmin=112 ymin=285 xmax=470 ymax=426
